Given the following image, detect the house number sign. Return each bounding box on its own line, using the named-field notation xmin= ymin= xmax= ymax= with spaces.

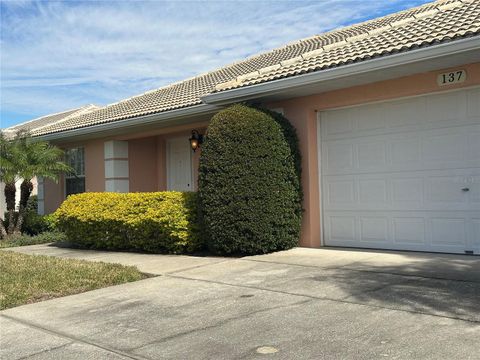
xmin=437 ymin=69 xmax=467 ymax=86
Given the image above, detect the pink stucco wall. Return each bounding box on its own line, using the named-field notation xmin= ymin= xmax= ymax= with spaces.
xmin=128 ymin=137 xmax=158 ymax=192
xmin=44 ymin=138 xmax=105 ymax=213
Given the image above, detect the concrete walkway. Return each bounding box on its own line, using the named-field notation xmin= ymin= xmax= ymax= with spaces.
xmin=3 ymin=243 xmax=227 ymax=275
xmin=1 ymin=245 xmax=479 ymax=359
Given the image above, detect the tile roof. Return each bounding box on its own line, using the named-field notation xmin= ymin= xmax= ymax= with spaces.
xmin=2 ymin=105 xmax=98 ymax=137
xmin=31 ymin=0 xmax=480 ymax=137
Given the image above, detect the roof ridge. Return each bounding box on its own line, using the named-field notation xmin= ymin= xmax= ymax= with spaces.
xmin=97 ymin=1 xmax=446 ymax=109
xmin=31 ymin=104 xmax=100 ymax=133
xmin=224 ymin=0 xmax=441 ymax=60
xmin=215 ymin=0 xmax=466 ymax=91
xmin=2 ymin=106 xmax=87 ymax=131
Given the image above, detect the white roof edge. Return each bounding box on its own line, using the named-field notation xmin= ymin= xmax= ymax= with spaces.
xmin=202 ymin=36 xmax=480 ymax=104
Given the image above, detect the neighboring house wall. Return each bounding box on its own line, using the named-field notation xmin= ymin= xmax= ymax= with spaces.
xmin=43 ymin=138 xmax=104 ymax=213
xmin=0 ymin=178 xmax=38 ymax=219
xmin=41 ymin=62 xmax=479 ymax=248
xmin=0 ymin=183 xmax=5 ymax=219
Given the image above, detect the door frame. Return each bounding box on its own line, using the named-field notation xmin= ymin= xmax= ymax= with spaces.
xmin=166 ymin=136 xmax=194 ymax=191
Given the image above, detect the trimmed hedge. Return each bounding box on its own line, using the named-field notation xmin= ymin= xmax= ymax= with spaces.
xmin=199 ymin=104 xmax=302 ymax=255
xmin=55 ymin=192 xmax=202 ymax=254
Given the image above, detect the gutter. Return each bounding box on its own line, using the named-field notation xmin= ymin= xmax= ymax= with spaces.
xmin=36 ymin=103 xmax=222 ymax=141
xmin=201 ymin=36 xmax=480 ymax=104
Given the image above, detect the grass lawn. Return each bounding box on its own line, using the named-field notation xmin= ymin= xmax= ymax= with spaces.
xmin=0 ymin=251 xmax=147 ymax=310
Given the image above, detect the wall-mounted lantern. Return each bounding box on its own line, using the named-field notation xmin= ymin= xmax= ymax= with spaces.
xmin=189 ymin=130 xmax=204 ymax=152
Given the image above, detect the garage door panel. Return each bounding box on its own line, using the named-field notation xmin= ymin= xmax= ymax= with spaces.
xmin=467 ymin=126 xmax=480 ymax=160
xmin=326 ymin=178 xmax=355 ymax=205
xmin=467 ymin=88 xmax=480 ymax=117
xmin=320 ymin=88 xmax=479 ymax=254
xmin=431 ymin=218 xmax=466 ymax=246
xmin=421 ymin=129 xmax=465 ymax=164
xmin=386 ymin=97 xmax=425 ymax=128
xmin=358 ymin=141 xmax=387 ymax=168
xmin=328 ymin=216 xmax=356 ymax=242
xmin=324 ymin=169 xmax=478 ymax=212
xmin=324 ymin=211 xmax=475 ymax=253
xmin=358 ymin=178 xmax=388 ymax=205
xmin=391 ymin=137 xmax=421 ymax=165
xmin=426 ymin=175 xmax=468 ymax=206
xmin=323 ymin=126 xmax=479 ymax=176
xmin=472 ymin=219 xmax=480 ymax=253
xmin=393 ymin=218 xmax=426 ymax=244
xmin=425 ymin=90 xmax=467 ymax=123
xmin=391 ymin=177 xmax=423 ymax=206
xmin=359 ymin=217 xmax=389 ymax=243
xmin=324 ymin=141 xmax=354 ymax=173
xmin=356 ymin=104 xmax=386 ymax=131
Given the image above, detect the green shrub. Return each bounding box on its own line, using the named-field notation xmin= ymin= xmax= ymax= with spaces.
xmin=2 ymin=211 xmax=54 ymax=236
xmin=2 ymin=196 xmax=57 ymax=236
xmin=199 ymin=104 xmax=302 ymax=255
xmin=0 ymin=231 xmax=66 ymax=248
xmin=55 ymin=192 xmax=202 ymax=254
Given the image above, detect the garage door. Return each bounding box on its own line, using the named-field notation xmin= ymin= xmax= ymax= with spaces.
xmin=319 ymin=87 xmax=479 ymax=254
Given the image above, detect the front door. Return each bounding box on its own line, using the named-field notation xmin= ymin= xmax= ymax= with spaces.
xmin=167 ymin=137 xmax=193 ymax=191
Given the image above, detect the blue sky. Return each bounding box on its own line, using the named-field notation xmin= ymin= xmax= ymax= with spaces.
xmin=0 ymin=0 xmax=430 ymax=128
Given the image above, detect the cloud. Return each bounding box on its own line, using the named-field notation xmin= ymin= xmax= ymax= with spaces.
xmin=0 ymin=0 xmax=430 ymax=127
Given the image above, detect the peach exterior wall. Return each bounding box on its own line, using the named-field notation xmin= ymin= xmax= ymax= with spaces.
xmin=269 ymin=62 xmax=480 ymax=248
xmin=129 ymin=137 xmax=158 ymax=192
xmin=44 ymin=138 xmax=105 ymax=213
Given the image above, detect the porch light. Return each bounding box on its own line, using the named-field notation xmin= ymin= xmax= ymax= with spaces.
xmin=189 ymin=130 xmax=204 ymax=152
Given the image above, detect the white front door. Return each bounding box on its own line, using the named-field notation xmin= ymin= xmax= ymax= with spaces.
xmin=167 ymin=137 xmax=193 ymax=191
xmin=319 ymin=87 xmax=480 ymax=255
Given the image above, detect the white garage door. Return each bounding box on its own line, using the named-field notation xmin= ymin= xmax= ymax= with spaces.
xmin=319 ymin=87 xmax=480 ymax=254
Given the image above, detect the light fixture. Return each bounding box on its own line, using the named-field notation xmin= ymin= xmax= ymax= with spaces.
xmin=189 ymin=130 xmax=204 ymax=152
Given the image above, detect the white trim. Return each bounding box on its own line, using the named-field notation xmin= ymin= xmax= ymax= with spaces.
xmin=202 ymin=37 xmax=480 ymax=104
xmin=316 ymin=111 xmax=324 ymax=247
xmin=103 ymin=141 xmax=129 ymax=193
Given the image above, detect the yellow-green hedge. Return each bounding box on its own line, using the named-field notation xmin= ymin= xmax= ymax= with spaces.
xmin=55 ymin=192 xmax=202 ymax=254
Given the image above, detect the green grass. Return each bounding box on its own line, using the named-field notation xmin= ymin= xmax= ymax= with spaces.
xmin=0 ymin=231 xmax=66 ymax=249
xmin=0 ymin=251 xmax=147 ymax=310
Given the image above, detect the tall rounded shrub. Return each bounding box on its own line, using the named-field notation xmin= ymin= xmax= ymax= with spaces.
xmin=199 ymin=104 xmax=302 ymax=255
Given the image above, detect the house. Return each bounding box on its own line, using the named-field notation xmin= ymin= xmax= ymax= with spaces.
xmin=0 ymin=105 xmax=98 ymax=218
xmin=8 ymin=0 xmax=480 ymax=254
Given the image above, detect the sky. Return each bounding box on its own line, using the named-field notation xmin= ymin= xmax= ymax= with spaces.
xmin=0 ymin=0 xmax=431 ymax=128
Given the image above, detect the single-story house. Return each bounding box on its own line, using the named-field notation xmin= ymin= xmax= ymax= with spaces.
xmin=6 ymin=0 xmax=479 ymax=254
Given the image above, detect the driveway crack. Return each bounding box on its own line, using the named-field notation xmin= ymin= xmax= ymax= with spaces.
xmin=130 ymin=298 xmax=313 ymax=351
xmin=0 ymin=314 xmax=151 ymax=360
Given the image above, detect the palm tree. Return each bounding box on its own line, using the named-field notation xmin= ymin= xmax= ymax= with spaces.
xmin=0 ymin=132 xmax=19 ymax=237
xmin=13 ymin=132 xmax=73 ymax=234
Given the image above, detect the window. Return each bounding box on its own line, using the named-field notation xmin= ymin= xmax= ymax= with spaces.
xmin=65 ymin=147 xmax=85 ymax=196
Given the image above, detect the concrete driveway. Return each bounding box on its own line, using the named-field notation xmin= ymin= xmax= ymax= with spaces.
xmin=1 ymin=246 xmax=479 ymax=359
